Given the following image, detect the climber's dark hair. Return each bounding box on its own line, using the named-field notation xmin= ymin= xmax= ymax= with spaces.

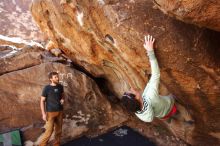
xmin=48 ymin=72 xmax=58 ymax=79
xmin=121 ymin=92 xmax=141 ymax=112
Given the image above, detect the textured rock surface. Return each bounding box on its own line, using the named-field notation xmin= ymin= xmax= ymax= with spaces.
xmin=0 ymin=44 xmax=187 ymax=146
xmin=31 ymin=0 xmax=220 ymax=145
xmin=0 ymin=35 xmax=44 ymax=49
xmin=0 ymin=35 xmax=48 ymax=75
xmin=0 ymin=0 xmax=43 ymax=40
xmin=0 ymin=45 xmax=43 ymax=75
xmin=0 ymin=61 xmax=128 ymax=145
xmin=153 ymin=0 xmax=220 ymax=31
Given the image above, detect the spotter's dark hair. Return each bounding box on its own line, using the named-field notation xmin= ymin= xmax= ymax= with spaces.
xmin=121 ymin=92 xmax=141 ymax=112
xmin=48 ymin=72 xmax=58 ymax=79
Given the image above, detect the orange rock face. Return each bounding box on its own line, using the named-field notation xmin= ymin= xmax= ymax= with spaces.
xmin=31 ymin=0 xmax=220 ymax=145
xmin=153 ymin=0 xmax=220 ymax=31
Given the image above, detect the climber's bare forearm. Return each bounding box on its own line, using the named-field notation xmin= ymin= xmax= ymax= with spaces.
xmin=143 ymin=35 xmax=160 ymax=82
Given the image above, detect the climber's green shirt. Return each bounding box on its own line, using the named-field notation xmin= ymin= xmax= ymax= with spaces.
xmin=135 ymin=50 xmax=174 ymax=122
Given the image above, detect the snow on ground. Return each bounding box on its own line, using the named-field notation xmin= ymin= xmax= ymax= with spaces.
xmin=0 ymin=45 xmax=21 ymax=58
xmin=0 ymin=34 xmax=43 ymax=48
xmin=1 ymin=49 xmax=19 ymax=58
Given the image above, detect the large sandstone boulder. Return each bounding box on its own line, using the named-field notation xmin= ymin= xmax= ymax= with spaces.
xmin=0 ymin=45 xmax=187 ymax=146
xmin=0 ymin=62 xmax=127 ymax=145
xmin=31 ymin=0 xmax=220 ymax=145
xmin=153 ymin=0 xmax=220 ymax=31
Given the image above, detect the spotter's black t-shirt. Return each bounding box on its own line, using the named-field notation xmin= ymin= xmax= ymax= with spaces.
xmin=41 ymin=83 xmax=64 ymax=112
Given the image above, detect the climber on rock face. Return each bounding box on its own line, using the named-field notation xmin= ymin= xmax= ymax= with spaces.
xmin=39 ymin=72 xmax=65 ymax=146
xmin=121 ymin=35 xmax=178 ymax=122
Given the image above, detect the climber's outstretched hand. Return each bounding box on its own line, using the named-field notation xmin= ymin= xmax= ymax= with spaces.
xmin=144 ymin=35 xmax=155 ymax=52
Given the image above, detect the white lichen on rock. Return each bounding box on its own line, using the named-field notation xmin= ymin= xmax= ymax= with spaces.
xmin=76 ymin=11 xmax=84 ymax=27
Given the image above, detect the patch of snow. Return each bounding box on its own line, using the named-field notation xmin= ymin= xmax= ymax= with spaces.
xmin=1 ymin=49 xmax=18 ymax=58
xmin=113 ymin=128 xmax=128 ymax=137
xmin=76 ymin=11 xmax=84 ymax=26
xmin=0 ymin=45 xmax=19 ymax=50
xmin=0 ymin=34 xmax=43 ymax=48
xmin=28 ymin=41 xmax=44 ymax=48
xmin=0 ymin=45 xmax=21 ymax=58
